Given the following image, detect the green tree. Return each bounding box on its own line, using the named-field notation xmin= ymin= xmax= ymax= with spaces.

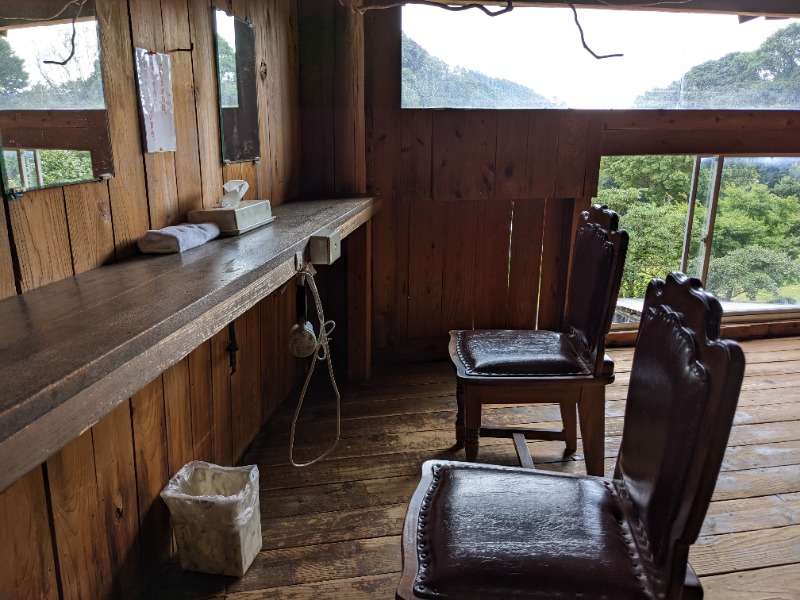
xmin=599 ymin=155 xmax=694 ymax=205
xmin=40 ymin=150 xmax=93 ymax=186
xmin=215 ymin=35 xmax=238 ymax=108
xmin=706 ymin=246 xmax=800 ymax=302
xmin=0 ymin=37 xmax=29 ymax=98
xmin=635 ymin=22 xmax=800 ymax=109
xmin=401 ymin=33 xmax=561 ymax=109
xmin=615 ymin=202 xmax=688 ymax=298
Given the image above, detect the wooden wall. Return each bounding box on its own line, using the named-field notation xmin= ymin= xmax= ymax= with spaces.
xmin=0 ymin=0 xmax=302 ymax=598
xmin=365 ymin=8 xmax=800 ymax=360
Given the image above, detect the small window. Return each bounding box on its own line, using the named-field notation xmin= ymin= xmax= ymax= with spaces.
xmin=402 ymin=6 xmax=800 ymax=110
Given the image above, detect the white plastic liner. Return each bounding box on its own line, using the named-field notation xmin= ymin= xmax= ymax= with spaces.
xmin=161 ymin=461 xmax=261 ymax=577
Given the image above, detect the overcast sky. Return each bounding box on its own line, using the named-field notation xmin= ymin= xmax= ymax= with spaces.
xmin=402 ymin=5 xmax=798 ymax=108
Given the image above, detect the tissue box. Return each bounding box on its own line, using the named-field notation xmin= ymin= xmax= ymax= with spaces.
xmin=187 ymin=200 xmax=274 ymax=236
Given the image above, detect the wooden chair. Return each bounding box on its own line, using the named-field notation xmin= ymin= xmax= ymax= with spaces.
xmin=398 ymin=273 xmax=745 ymax=600
xmin=449 ymin=204 xmax=628 ymax=476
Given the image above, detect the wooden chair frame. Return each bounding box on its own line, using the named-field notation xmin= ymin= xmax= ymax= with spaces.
xmin=449 ymin=205 xmax=628 ymax=476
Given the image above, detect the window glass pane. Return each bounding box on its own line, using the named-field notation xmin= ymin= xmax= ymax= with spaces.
xmin=1 ymin=20 xmax=105 ymax=110
xmin=597 ymin=155 xmax=691 ymax=320
xmin=705 ymin=157 xmax=800 ymax=307
xmin=402 ymin=6 xmax=800 ymax=110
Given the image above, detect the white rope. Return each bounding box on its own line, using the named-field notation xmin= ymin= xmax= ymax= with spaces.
xmin=288 ymin=267 xmax=342 ymax=468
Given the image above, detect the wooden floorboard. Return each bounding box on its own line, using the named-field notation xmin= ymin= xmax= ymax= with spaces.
xmin=143 ymin=336 xmax=800 ymax=599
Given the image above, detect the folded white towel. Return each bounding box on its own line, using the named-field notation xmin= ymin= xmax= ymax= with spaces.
xmin=137 ymin=222 xmax=221 ymax=254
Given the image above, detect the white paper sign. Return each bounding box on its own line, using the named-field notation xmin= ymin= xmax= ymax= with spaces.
xmin=134 ymin=48 xmax=177 ymax=153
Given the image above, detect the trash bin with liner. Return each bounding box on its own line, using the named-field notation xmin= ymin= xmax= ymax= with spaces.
xmin=161 ymin=461 xmax=262 ymax=577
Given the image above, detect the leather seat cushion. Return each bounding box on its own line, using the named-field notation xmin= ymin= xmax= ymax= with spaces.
xmin=456 ymin=330 xmax=590 ymax=376
xmin=413 ymin=463 xmax=654 ymax=599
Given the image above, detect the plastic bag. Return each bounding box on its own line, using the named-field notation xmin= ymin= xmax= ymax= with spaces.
xmin=160 ymin=461 xmax=261 ymax=576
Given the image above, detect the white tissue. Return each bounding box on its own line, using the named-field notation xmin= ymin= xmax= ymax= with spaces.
xmin=218 ymin=180 xmax=250 ymax=208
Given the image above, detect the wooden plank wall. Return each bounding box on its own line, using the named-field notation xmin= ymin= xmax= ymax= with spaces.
xmin=0 ymin=0 xmax=301 ymax=598
xmin=366 ymin=9 xmax=598 ymax=359
xmin=365 ymin=8 xmax=800 ymax=360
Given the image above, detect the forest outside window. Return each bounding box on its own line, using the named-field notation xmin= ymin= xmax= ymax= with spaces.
xmin=401 ymin=5 xmax=800 ymax=110
xmin=0 ymin=0 xmax=112 ymax=195
xmin=598 ymin=155 xmax=800 ymax=327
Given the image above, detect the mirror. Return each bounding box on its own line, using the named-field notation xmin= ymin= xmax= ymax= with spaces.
xmin=0 ymin=0 xmax=113 ymax=197
xmin=213 ymin=9 xmax=260 ymax=164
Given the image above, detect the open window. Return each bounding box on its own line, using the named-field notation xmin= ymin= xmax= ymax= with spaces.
xmin=0 ymin=0 xmax=113 ymax=197
xmin=401 ymin=5 xmax=800 ymax=110
xmin=599 ymin=155 xmax=800 ymax=327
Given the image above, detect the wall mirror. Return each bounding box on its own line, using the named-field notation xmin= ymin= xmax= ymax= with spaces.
xmin=213 ymin=8 xmax=260 ymax=164
xmin=0 ymin=0 xmax=113 ymax=197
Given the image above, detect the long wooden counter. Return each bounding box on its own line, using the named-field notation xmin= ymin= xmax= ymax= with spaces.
xmin=0 ymin=196 xmax=378 ymax=493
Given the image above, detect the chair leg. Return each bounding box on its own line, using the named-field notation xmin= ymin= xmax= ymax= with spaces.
xmin=559 ymin=401 xmax=578 ymax=455
xmin=454 ymin=379 xmax=465 ymax=449
xmin=464 ymin=391 xmax=481 ymax=462
xmin=578 ymin=386 xmax=605 ymax=477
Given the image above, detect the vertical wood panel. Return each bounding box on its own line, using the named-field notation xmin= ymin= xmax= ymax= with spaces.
xmin=462 ymin=110 xmax=496 ymax=201
xmin=96 ymin=0 xmax=150 ymax=255
xmin=495 ymin=111 xmax=531 ymax=201
xmin=333 ymin=1 xmax=365 ymax=194
xmin=131 ymin=377 xmax=171 ymax=579
xmin=473 ymin=199 xmax=513 ymax=329
xmin=244 ymin=304 xmax=262 ymax=443
xmin=583 ymin=114 xmax=604 ymax=198
xmin=64 ymin=182 xmax=115 ymax=275
xmin=188 ymin=341 xmax=215 ymax=462
xmin=0 ymin=203 xmax=16 ymax=299
xmin=230 ymin=312 xmax=252 ymax=462
xmin=188 ymin=0 xmax=224 ymax=208
xmin=8 ymin=188 xmax=73 ymax=292
xmin=130 ymin=0 xmax=181 ymax=230
xmin=91 ymin=400 xmax=141 ymax=599
xmin=401 ymin=109 xmax=432 ymax=203
xmin=432 ymin=111 xmax=466 ymax=201
xmin=260 ymin=292 xmax=279 ymax=424
xmin=367 ymin=8 xmax=404 ymax=348
xmin=298 ymin=0 xmax=336 ymax=195
xmin=48 ymin=431 xmax=113 ymax=600
xmin=211 ymin=327 xmax=233 ymax=466
xmin=0 ymin=469 xmax=58 ymax=600
xmin=407 ymin=204 xmax=445 ymax=338
xmin=347 ymin=222 xmax=372 ymax=380
xmin=554 ymin=112 xmax=591 ymax=198
xmin=507 ymin=198 xmax=545 ymax=329
xmin=163 ymin=0 xmax=204 ymax=216
xmin=164 ymin=357 xmax=194 ymax=474
xmin=527 ymin=111 xmax=559 ymax=198
xmin=440 ymin=201 xmax=478 ymax=334
xmin=538 ymin=198 xmax=575 ymax=330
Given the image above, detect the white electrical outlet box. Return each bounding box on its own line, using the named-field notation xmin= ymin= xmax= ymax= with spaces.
xmin=310 ymin=228 xmax=341 ymax=265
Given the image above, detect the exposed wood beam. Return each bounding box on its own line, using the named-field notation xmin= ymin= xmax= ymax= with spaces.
xmin=350 ymin=0 xmax=800 ymax=18
xmin=0 ymin=1 xmax=97 ymax=30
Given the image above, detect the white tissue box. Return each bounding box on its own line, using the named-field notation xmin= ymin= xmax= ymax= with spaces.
xmin=187 ymin=200 xmax=274 ymax=236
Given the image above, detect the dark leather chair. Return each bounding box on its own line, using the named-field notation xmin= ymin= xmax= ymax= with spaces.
xmin=399 ymin=273 xmax=745 ymax=600
xmin=449 ymin=204 xmax=628 ymax=476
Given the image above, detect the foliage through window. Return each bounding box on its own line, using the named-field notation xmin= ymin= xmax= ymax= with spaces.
xmin=0 ymin=10 xmax=108 ymax=195
xmin=598 ymin=155 xmax=800 ymax=323
xmin=402 ymin=6 xmax=800 ymax=110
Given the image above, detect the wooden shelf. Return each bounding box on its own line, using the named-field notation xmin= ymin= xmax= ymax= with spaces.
xmin=0 ymin=196 xmax=378 ymax=493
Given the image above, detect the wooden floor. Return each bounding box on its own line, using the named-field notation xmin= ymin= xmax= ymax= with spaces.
xmin=143 ymin=336 xmax=800 ymax=599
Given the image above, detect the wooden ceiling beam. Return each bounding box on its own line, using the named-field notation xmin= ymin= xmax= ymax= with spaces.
xmin=352 ymin=0 xmax=800 ymax=18
xmin=0 ymin=0 xmax=97 ymax=31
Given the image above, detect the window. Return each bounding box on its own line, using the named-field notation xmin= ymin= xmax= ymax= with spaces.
xmin=598 ymin=155 xmax=800 ymax=325
xmin=402 ymin=6 xmax=800 ymax=110
xmin=0 ymin=2 xmax=112 ymax=195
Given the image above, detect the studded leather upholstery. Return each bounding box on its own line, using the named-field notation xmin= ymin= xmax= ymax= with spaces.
xmin=399 ymin=273 xmax=746 ymax=600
